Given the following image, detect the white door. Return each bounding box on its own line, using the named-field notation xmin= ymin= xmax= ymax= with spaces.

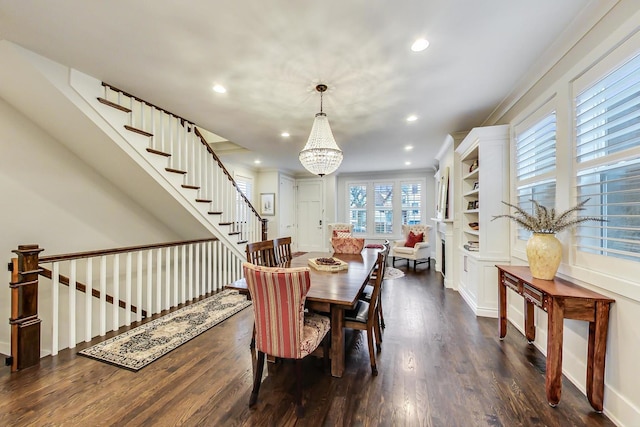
xmin=296 ymin=179 xmax=324 ymax=252
xmin=279 ymin=175 xmax=296 ymax=248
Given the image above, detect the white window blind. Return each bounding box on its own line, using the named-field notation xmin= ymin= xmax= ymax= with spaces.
xmin=574 ymin=52 xmax=640 ymax=262
xmin=514 ymin=112 xmax=557 ymax=241
xmin=374 ymin=183 xmax=393 ymax=234
xmin=349 ymin=184 xmax=367 ymax=233
xmin=401 ymin=182 xmax=422 ymax=225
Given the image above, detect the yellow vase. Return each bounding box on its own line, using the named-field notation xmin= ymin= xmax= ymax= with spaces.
xmin=526 ymin=233 xmax=562 ymax=280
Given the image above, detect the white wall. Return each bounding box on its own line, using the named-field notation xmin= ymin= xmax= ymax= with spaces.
xmin=0 ymin=97 xmax=181 ymax=355
xmin=486 ymin=3 xmax=640 ymax=425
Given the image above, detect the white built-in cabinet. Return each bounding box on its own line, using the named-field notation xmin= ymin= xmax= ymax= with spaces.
xmin=455 ymin=125 xmax=510 ymax=317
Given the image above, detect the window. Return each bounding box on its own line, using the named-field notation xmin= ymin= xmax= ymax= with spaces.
xmin=514 ymin=109 xmax=557 ymax=241
xmin=346 ymin=178 xmax=426 ymax=236
xmin=349 ymin=184 xmax=367 ymax=233
xmin=401 ymin=182 xmax=422 ymax=225
xmin=574 ymin=52 xmax=640 ymax=263
xmin=374 ymin=183 xmax=393 ymax=234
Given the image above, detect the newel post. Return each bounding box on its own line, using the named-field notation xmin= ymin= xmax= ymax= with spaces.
xmin=9 ymin=244 xmax=44 ymax=372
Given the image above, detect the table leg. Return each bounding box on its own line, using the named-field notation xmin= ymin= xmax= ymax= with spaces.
xmin=546 ymin=297 xmax=564 ymax=407
xmin=330 ymin=305 xmax=345 ymax=378
xmin=586 ymin=301 xmax=610 ymax=412
xmin=499 ymin=280 xmax=507 ymax=339
xmin=525 ymin=300 xmax=536 ymax=343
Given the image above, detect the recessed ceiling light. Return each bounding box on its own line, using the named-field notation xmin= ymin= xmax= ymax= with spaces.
xmin=254 ymin=160 xmax=261 ymax=164
xmin=406 ymin=115 xmax=418 ymax=122
xmin=405 ymin=161 xmax=412 ymax=166
xmin=212 ymin=84 xmax=227 ymax=94
xmin=281 ymin=132 xmax=290 ymax=137
xmin=411 ymin=38 xmax=429 ymax=52
xmin=405 ymin=145 xmax=414 ymax=151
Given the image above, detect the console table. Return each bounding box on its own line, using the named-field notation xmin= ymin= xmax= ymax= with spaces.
xmin=496 ymin=265 xmax=614 ymax=412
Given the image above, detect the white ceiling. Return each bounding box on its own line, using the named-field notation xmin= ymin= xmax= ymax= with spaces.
xmin=0 ymin=0 xmax=610 ymax=176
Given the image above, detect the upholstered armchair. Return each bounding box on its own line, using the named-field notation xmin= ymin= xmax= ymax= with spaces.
xmin=327 ymin=223 xmax=365 ymax=254
xmin=243 ymin=262 xmax=330 ymax=417
xmin=389 ymin=224 xmax=431 ymax=270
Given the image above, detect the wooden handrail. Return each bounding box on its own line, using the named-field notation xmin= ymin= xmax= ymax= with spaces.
xmin=194 ymin=127 xmax=262 ymax=219
xmin=39 ymin=267 xmax=147 ymax=318
xmin=39 ymin=238 xmax=218 ymax=263
xmin=102 ymin=82 xmax=190 ymax=126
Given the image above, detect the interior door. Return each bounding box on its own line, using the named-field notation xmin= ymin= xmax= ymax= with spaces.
xmin=296 ymin=179 xmax=324 ymax=252
xmin=279 ymin=175 xmax=296 ymax=249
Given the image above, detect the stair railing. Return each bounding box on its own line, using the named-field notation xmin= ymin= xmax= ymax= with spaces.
xmin=8 ymin=238 xmax=243 ymax=371
xmin=98 ymin=83 xmax=267 ymax=245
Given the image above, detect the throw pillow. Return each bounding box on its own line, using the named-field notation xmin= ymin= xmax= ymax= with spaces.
xmin=404 ymin=231 xmax=424 ymax=248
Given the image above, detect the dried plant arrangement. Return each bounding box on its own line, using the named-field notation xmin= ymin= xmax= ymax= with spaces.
xmin=492 ymin=198 xmax=603 ymax=234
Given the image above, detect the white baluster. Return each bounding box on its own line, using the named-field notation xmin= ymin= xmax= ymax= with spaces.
xmin=195 ymin=243 xmax=201 ymax=297
xmin=100 ymin=256 xmax=106 ymax=336
xmin=173 ymin=246 xmax=179 ymax=306
xmin=188 ymin=244 xmax=194 ymax=301
xmin=165 ymin=247 xmax=171 ymax=310
xmin=207 ymin=241 xmax=212 ymax=293
xmin=156 ymin=248 xmax=162 ymax=314
xmin=125 ymin=252 xmax=132 ymax=326
xmin=146 ymin=250 xmax=153 ymax=317
xmin=85 ymin=257 xmax=93 ymax=342
xmin=181 ymin=245 xmax=186 ymax=304
xmin=137 ymin=251 xmax=143 ymax=323
xmin=112 ymin=254 xmax=119 ymax=332
xmin=52 ymin=262 xmax=59 ymax=356
xmin=69 ymin=259 xmax=76 ymax=349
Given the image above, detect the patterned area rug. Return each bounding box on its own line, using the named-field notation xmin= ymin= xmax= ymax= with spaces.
xmin=79 ymin=289 xmax=251 ymax=371
xmin=384 ymin=267 xmax=405 ymax=279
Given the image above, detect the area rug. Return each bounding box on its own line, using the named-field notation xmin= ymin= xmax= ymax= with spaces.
xmin=79 ymin=289 xmax=251 ymax=371
xmin=384 ymin=267 xmax=405 ymax=279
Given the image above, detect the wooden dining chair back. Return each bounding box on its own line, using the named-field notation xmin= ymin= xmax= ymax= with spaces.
xmin=243 ymin=262 xmax=331 ymax=417
xmin=273 ymin=236 xmax=293 ymax=265
xmin=344 ymin=251 xmax=385 ymax=375
xmin=245 ymin=240 xmax=276 ymax=267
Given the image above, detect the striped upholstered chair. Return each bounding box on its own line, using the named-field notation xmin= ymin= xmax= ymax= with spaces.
xmin=243 ymin=262 xmax=330 ymax=418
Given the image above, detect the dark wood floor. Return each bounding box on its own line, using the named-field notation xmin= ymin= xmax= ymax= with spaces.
xmin=0 ymin=266 xmax=615 ymax=426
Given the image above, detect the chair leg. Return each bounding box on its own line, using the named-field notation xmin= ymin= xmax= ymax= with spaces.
xmin=373 ymin=315 xmax=382 ymax=352
xmin=378 ymin=295 xmax=386 ymax=329
xmin=392 ymin=256 xmax=397 ymax=267
xmin=250 ymin=351 xmax=265 ymax=407
xmin=295 ymin=359 xmax=304 ymax=417
xmin=250 ymin=322 xmax=256 ymax=349
xmin=367 ymin=326 xmax=378 ymax=376
xmin=323 ymin=334 xmax=330 ymax=373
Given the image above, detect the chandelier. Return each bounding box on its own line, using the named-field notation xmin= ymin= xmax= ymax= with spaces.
xmin=299 ymin=84 xmax=343 ymax=176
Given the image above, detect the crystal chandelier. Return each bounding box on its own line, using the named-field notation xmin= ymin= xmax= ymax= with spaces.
xmin=299 ymin=84 xmax=343 ymax=176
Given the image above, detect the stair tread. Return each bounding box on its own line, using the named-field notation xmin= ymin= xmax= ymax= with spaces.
xmin=97 ymin=97 xmax=131 ymax=113
xmin=208 ymin=211 xmax=223 ymax=215
xmin=165 ymin=167 xmax=187 ymax=174
xmin=228 ymin=232 xmax=241 ymax=236
xmin=147 ymin=147 xmax=171 ymax=157
xmin=219 ymin=222 xmax=233 ymax=226
xmin=195 ymin=198 xmax=212 ymax=203
xmin=182 ymin=184 xmax=200 ymax=190
xmin=124 ymin=125 xmax=153 ymax=138
xmin=237 ymin=240 xmax=248 ymax=244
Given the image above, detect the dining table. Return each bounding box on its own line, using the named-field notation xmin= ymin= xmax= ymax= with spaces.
xmin=227 ymin=248 xmax=380 ymax=378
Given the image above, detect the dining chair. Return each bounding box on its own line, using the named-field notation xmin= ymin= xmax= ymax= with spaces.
xmin=344 ymin=251 xmax=385 ymax=376
xmin=245 ymin=240 xmax=276 ymax=267
xmin=243 ymin=262 xmax=331 ymax=418
xmin=362 ymin=241 xmax=390 ymax=331
xmin=273 ymin=236 xmax=293 ymax=265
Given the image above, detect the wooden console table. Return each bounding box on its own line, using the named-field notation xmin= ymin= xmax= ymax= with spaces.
xmin=496 ymin=265 xmax=614 ymax=412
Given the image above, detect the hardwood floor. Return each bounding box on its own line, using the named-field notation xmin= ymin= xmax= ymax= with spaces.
xmin=0 ymin=266 xmax=615 ymax=426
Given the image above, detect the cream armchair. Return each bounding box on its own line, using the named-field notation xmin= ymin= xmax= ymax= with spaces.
xmin=390 ymin=224 xmax=431 ymax=270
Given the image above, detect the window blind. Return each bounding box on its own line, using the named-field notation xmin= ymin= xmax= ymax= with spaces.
xmin=575 ymin=53 xmax=640 ymax=262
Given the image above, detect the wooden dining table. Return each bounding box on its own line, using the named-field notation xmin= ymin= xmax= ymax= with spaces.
xmin=227 ymin=248 xmax=380 ymax=377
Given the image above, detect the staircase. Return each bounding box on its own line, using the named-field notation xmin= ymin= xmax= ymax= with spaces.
xmin=0 ymin=40 xmax=264 ymax=363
